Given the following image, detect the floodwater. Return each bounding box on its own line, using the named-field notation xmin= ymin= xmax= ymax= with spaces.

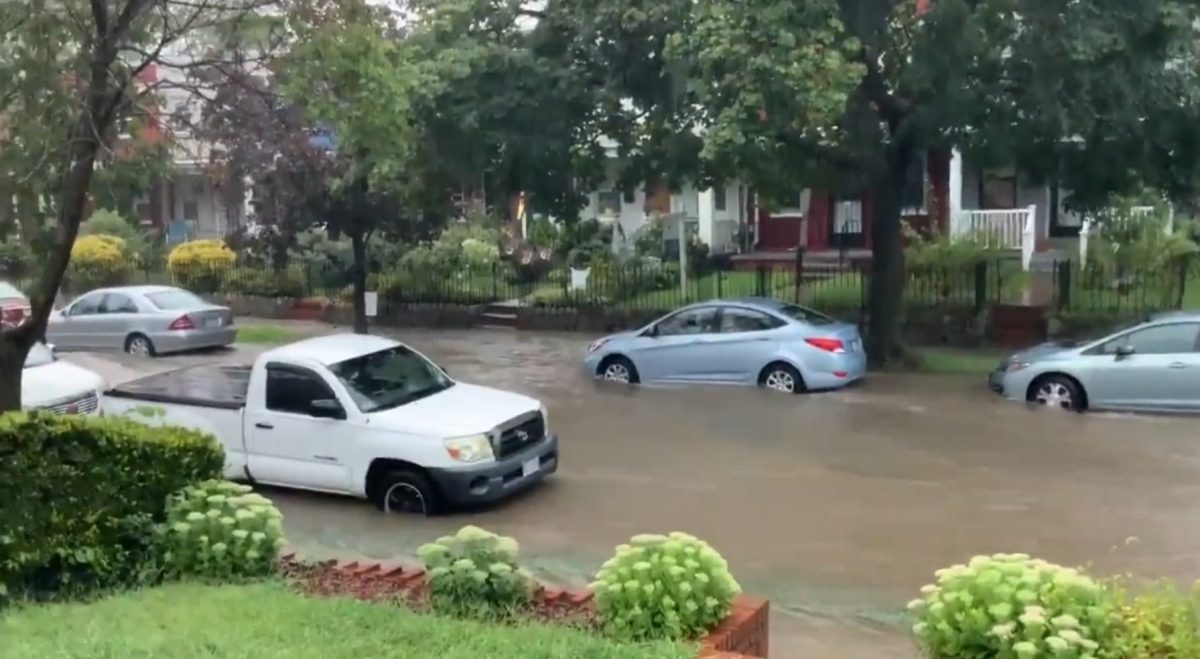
xmin=78 ymin=326 xmax=1200 ymax=658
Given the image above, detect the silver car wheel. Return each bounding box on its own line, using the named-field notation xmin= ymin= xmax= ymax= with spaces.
xmin=1035 ymin=382 xmax=1073 ymax=409
xmin=764 ymin=370 xmax=796 ymax=393
xmin=602 ymin=362 xmax=631 ymax=383
xmin=127 ymin=337 xmax=152 ymax=357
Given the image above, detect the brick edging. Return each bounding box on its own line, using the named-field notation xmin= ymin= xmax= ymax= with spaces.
xmin=279 ymin=553 xmax=769 ymax=658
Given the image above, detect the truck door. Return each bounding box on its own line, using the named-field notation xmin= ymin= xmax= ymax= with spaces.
xmin=245 ymin=363 xmax=353 ymax=493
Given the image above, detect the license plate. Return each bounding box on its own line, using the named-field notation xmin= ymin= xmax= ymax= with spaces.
xmin=206 ymin=317 xmax=223 ymax=328
xmin=522 ymin=458 xmax=539 ymax=477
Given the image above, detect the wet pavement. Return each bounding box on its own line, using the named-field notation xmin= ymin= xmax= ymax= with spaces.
xmin=70 ymin=325 xmax=1200 ymax=658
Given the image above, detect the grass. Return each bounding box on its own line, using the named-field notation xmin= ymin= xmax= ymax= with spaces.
xmin=912 ymin=346 xmax=1006 ymax=375
xmin=0 ymin=583 xmax=693 ymax=659
xmin=235 ymin=325 xmax=310 ymax=345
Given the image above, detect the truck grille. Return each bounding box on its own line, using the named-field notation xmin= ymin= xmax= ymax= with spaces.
xmin=494 ymin=412 xmax=545 ymax=459
xmin=41 ymin=391 xmax=99 ymax=416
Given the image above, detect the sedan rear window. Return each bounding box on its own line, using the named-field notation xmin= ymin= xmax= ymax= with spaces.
xmin=147 ymin=290 xmax=206 ymax=310
xmin=775 ymin=303 xmax=835 ymax=326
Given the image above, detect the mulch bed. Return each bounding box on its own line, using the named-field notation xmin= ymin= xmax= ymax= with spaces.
xmin=280 ymin=555 xmax=599 ymax=628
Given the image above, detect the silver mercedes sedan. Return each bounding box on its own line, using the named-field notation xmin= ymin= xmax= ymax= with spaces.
xmin=47 ymin=286 xmax=236 ymax=356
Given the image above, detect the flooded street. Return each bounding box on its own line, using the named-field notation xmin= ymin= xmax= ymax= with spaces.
xmin=76 ymin=326 xmax=1200 ymax=658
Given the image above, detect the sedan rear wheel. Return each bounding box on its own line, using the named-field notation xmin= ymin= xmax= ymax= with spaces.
xmin=760 ymin=363 xmax=804 ymax=394
xmin=125 ymin=334 xmax=156 ymax=357
xmin=1030 ymin=375 xmax=1083 ymax=411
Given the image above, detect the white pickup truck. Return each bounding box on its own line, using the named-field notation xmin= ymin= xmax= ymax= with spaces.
xmin=103 ymin=334 xmax=559 ymax=514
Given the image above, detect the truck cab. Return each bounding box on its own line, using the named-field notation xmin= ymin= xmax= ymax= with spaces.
xmin=104 ymin=334 xmax=559 ymax=514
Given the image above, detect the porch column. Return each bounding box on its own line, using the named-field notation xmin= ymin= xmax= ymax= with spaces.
xmin=948 ymin=148 xmax=963 ymax=235
xmin=697 ymin=187 xmax=715 ymax=248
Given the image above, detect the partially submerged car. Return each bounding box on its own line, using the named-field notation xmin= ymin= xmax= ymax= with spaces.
xmin=990 ymin=312 xmax=1200 ymax=413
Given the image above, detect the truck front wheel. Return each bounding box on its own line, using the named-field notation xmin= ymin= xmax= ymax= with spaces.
xmin=373 ymin=469 xmax=441 ymax=516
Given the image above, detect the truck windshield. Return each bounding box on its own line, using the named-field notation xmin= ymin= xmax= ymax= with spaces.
xmin=329 ymin=345 xmax=453 ymax=412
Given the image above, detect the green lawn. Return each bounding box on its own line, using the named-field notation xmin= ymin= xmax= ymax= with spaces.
xmin=912 ymin=346 xmax=1006 ymax=375
xmin=0 ymin=583 xmax=692 ymax=659
xmin=235 ymin=325 xmax=310 ymax=345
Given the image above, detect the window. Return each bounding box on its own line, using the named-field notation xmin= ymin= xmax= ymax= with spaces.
xmin=69 ymin=293 xmax=104 ymax=316
xmin=183 ymin=200 xmax=199 ymax=222
xmin=622 ymin=188 xmax=636 ymax=204
xmin=713 ymin=186 xmax=727 ymax=211
xmin=147 ymin=289 xmax=206 ymax=310
xmin=597 ymin=191 xmax=622 ymax=216
xmin=265 ymin=365 xmax=339 ymax=416
xmin=99 ymin=293 xmax=138 ymax=313
xmin=719 ymin=307 xmax=782 ymax=333
xmin=980 ymin=169 xmax=1018 ymax=209
xmin=655 ymin=307 xmax=718 ymax=336
xmin=0 ymin=282 xmax=23 ymax=299
xmin=329 ymin=346 xmax=454 ymax=412
xmin=901 ymin=153 xmax=927 ymax=211
xmin=775 ymin=303 xmax=835 ymax=326
xmin=1098 ymin=323 xmax=1200 ymax=355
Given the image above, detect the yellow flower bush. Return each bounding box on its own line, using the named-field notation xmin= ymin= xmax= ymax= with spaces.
xmin=68 ymin=234 xmax=135 ymax=290
xmin=167 ymin=240 xmax=235 ymax=293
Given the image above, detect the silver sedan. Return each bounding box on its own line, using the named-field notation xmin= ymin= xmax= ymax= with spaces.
xmin=990 ymin=311 xmax=1200 ymax=413
xmin=47 ymin=286 xmax=236 ymax=357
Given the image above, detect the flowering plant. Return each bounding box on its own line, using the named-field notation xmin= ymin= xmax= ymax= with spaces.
xmin=592 ymin=532 xmax=740 ymax=641
xmin=158 ymin=480 xmax=285 ymax=580
xmin=910 ymin=553 xmax=1118 ymax=659
xmin=417 ymin=525 xmax=533 ymax=620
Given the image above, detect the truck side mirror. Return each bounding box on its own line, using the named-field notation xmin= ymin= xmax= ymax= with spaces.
xmin=309 ymin=398 xmax=345 ymax=419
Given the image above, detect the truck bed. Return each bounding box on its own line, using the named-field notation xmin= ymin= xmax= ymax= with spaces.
xmin=106 ymin=364 xmax=252 ymax=410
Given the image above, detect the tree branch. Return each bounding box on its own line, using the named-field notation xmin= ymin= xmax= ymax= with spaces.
xmin=859 ymin=48 xmax=911 ymax=125
xmin=775 ymin=131 xmax=861 ymax=172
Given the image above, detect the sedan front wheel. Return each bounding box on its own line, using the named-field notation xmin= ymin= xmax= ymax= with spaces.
xmin=1029 ymin=375 xmax=1084 ymax=412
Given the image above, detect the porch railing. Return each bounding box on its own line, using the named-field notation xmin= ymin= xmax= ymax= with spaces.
xmin=951 ymin=206 xmax=1037 ymax=270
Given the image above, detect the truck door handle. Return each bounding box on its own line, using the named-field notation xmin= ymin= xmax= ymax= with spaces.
xmin=313 ymin=455 xmax=337 ymax=462
xmin=255 ymin=422 xmax=274 ymax=429
xmin=1169 ymin=362 xmax=1189 ymax=369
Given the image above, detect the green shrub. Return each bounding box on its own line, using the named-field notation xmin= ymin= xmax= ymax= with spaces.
xmin=0 ymin=413 xmax=224 ymax=599
xmin=1109 ymin=581 xmax=1200 ymax=659
xmin=226 ymin=267 xmax=306 ymax=298
xmin=159 ymin=480 xmax=285 ymax=580
xmin=0 ymin=237 xmax=34 ymax=278
xmin=168 ymin=240 xmax=236 ymax=293
xmin=592 ymin=532 xmax=741 ymax=641
xmin=417 ymin=525 xmax=534 ymax=620
xmin=910 ymin=553 xmax=1117 ymax=659
xmin=67 ymin=234 xmax=135 ymax=291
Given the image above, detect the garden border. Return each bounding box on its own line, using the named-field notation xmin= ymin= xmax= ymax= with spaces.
xmin=279 ymin=553 xmax=769 ymax=658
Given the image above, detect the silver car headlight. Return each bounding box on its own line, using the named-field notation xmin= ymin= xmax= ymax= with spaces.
xmin=443 ymin=434 xmax=495 ymax=463
xmin=1007 ymin=360 xmax=1031 ymax=373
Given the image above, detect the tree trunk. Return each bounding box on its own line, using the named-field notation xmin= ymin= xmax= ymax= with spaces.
xmin=866 ymin=142 xmax=914 ymax=365
xmin=0 ymin=340 xmax=32 ymax=411
xmin=349 ymin=225 xmax=369 ymax=334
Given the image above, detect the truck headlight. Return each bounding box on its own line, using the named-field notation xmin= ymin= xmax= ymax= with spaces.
xmin=443 ymin=434 xmax=494 ymax=463
xmin=540 ymin=404 xmax=549 ymax=433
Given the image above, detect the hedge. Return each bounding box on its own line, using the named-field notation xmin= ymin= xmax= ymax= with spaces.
xmin=0 ymin=412 xmax=224 ymax=599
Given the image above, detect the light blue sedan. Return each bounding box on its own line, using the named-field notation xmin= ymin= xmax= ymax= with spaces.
xmin=582 ymin=298 xmax=867 ymax=393
xmin=990 ymin=312 xmax=1200 ymax=413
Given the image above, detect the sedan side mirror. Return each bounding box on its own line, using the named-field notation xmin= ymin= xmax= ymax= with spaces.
xmin=1115 ymin=344 xmax=1136 ymax=359
xmin=309 ymin=398 xmax=345 ymax=419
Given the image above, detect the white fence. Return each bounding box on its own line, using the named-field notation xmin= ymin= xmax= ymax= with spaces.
xmin=951 ymin=206 xmax=1037 ymax=270
xmin=1078 ymin=206 xmax=1163 ymax=267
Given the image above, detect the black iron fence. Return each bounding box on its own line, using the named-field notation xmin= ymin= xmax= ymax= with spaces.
xmin=3 ymin=254 xmax=1196 ymax=322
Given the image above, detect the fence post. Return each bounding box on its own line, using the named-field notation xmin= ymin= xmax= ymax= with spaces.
xmin=491 ymin=261 xmax=498 ymax=301
xmin=1177 ymin=260 xmax=1189 ymax=309
xmin=1057 ymin=260 xmax=1072 ymax=312
xmin=755 ymin=265 xmax=767 ymax=297
xmin=794 ymin=247 xmax=804 ymax=303
xmin=973 ymin=261 xmax=987 ymax=315
xmin=716 ymin=269 xmax=724 ymax=299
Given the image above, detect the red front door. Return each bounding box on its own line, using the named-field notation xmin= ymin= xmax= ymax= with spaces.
xmin=757 ymin=212 xmax=803 ymax=250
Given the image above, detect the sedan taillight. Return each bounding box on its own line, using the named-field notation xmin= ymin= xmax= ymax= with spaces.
xmin=168 ymin=314 xmax=195 ymax=331
xmin=804 ymin=337 xmax=846 ymax=354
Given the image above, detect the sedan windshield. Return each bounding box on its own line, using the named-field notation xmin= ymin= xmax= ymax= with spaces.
xmin=147 ymin=289 xmax=206 ymax=310
xmin=0 ymin=282 xmax=24 ymax=299
xmin=24 ymin=343 xmax=55 ymax=369
xmin=329 ymin=346 xmax=453 ymax=412
xmin=775 ymin=303 xmax=835 ymax=326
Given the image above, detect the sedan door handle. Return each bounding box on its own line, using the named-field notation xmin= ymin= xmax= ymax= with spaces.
xmin=312 ymin=455 xmax=338 ymax=462
xmin=254 ymin=422 xmax=274 ymax=430
xmin=1169 ymin=362 xmax=1190 ymax=369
